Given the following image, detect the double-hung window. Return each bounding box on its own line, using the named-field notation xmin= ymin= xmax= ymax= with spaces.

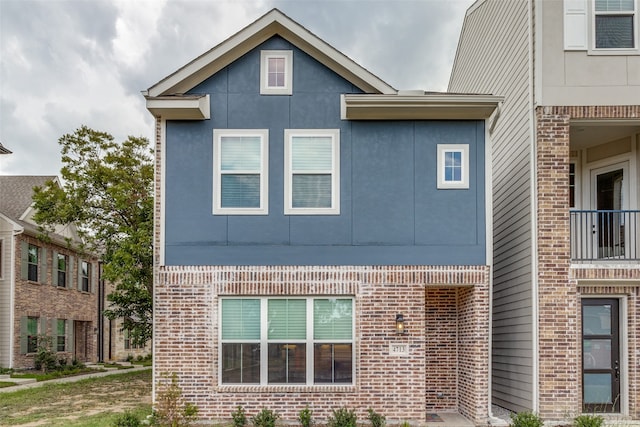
xmin=284 ymin=129 xmax=340 ymax=214
xmin=220 ymin=297 xmax=354 ymax=385
xmin=81 ymin=261 xmax=90 ymax=292
xmin=594 ymin=0 xmax=637 ymax=49
xmin=260 ymin=50 xmax=293 ymax=95
xmin=27 ymin=317 xmax=38 ymax=353
xmin=56 ymin=319 xmax=66 ymax=352
xmin=213 ymin=129 xmax=269 ymax=215
xmin=56 ymin=253 xmax=67 ymax=288
xmin=437 ymin=144 xmax=469 ymax=189
xmin=27 ymin=244 xmax=39 ymax=282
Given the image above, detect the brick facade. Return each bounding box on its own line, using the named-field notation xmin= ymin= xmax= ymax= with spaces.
xmin=154 ymin=265 xmax=490 ymax=425
xmin=536 ymin=105 xmax=640 ymax=420
xmin=13 ymin=233 xmax=98 ymax=368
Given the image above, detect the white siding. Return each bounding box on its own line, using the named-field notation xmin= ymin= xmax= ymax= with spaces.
xmin=449 ymin=0 xmax=535 ymax=413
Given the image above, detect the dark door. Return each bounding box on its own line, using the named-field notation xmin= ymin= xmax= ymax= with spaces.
xmin=582 ymin=299 xmax=620 ymax=412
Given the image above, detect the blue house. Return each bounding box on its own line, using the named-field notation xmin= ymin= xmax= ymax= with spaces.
xmin=144 ymin=9 xmax=501 ymax=426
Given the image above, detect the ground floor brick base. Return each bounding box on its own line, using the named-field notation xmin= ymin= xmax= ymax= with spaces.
xmin=154 ymin=265 xmax=490 ymax=425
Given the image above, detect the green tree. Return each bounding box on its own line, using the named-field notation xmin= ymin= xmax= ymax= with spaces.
xmin=32 ymin=125 xmax=154 ymax=346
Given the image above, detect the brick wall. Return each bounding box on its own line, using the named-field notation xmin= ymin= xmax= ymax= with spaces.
xmin=536 ymin=105 xmax=640 ymax=420
xmin=154 ymin=265 xmax=490 ymax=425
xmin=13 ymin=234 xmax=98 ymax=368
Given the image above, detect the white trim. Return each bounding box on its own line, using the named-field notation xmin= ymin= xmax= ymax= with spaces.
xmin=284 ymin=129 xmax=340 ymax=215
xmin=588 ymin=0 xmax=639 ymax=54
xmin=437 ymin=144 xmax=469 ymax=189
xmin=213 ymin=129 xmax=269 ymax=215
xmin=159 ymin=118 xmax=166 ymax=266
xmin=260 ymin=50 xmax=293 ymax=95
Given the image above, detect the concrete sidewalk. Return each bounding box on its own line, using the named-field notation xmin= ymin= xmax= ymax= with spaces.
xmin=0 ymin=364 xmax=151 ymax=393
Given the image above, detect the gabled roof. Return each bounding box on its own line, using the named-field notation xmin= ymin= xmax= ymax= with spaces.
xmin=144 ymin=8 xmax=396 ymax=98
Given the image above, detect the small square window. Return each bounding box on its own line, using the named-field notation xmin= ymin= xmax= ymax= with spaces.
xmin=437 ymin=144 xmax=469 ymax=189
xmin=260 ymin=50 xmax=293 ymax=95
xmin=284 ymin=129 xmax=340 ymax=215
xmin=213 ymin=129 xmax=269 ymax=215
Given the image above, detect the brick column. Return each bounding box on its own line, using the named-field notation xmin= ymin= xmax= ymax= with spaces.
xmin=535 ymin=107 xmax=580 ymax=418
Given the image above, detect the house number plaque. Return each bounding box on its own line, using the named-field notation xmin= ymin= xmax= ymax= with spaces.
xmin=389 ymin=343 xmax=409 ymax=356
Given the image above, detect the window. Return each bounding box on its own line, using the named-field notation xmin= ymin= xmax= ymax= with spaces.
xmin=260 ymin=50 xmax=293 ymax=95
xmin=57 ymin=319 xmax=66 ymax=352
xmin=124 ymin=328 xmax=140 ymax=350
xmin=27 ymin=244 xmax=39 ymax=281
xmin=0 ymin=239 xmax=3 ymax=279
xmin=594 ymin=0 xmax=636 ymax=49
xmin=213 ymin=129 xmax=269 ymax=215
xmin=284 ymin=129 xmax=340 ymax=215
xmin=27 ymin=317 xmax=38 ymax=353
xmin=220 ymin=297 xmax=354 ymax=385
xmin=81 ymin=261 xmax=90 ymax=292
xmin=56 ymin=253 xmax=67 ymax=288
xmin=570 ymin=162 xmax=576 ymax=208
xmin=437 ymin=144 xmax=469 ymax=189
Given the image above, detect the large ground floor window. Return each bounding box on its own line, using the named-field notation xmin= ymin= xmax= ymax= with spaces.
xmin=220 ymin=297 xmax=353 ymax=385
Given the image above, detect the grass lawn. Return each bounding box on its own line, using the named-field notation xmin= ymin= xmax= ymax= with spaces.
xmin=0 ymin=369 xmax=152 ymax=426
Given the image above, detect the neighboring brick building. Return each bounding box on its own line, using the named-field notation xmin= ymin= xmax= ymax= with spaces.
xmin=144 ymin=9 xmax=500 ymax=425
xmin=450 ymin=0 xmax=640 ymax=421
xmin=0 ymin=176 xmax=99 ymax=369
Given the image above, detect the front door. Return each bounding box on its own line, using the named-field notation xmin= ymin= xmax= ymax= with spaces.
xmin=582 ymin=299 xmax=620 ymax=412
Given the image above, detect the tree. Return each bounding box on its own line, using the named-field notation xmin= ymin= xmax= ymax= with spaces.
xmin=32 ymin=125 xmax=154 ymax=346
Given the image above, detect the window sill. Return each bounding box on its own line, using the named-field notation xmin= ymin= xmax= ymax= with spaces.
xmin=217 ymin=384 xmax=356 ymax=393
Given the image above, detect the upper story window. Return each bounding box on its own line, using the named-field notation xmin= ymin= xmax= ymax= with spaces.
xmin=260 ymin=50 xmax=293 ymax=95
xmin=437 ymin=144 xmax=469 ymax=189
xmin=213 ymin=129 xmax=269 ymax=215
xmin=594 ymin=0 xmax=636 ymax=48
xmin=564 ymin=0 xmax=639 ymax=52
xmin=81 ymin=261 xmax=91 ymax=292
xmin=27 ymin=244 xmax=39 ymax=282
xmin=56 ymin=253 xmax=67 ymax=288
xmin=284 ymin=129 xmax=340 ymax=215
xmin=220 ymin=297 xmax=354 ymax=385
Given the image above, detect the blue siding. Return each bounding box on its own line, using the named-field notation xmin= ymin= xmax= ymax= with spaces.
xmin=164 ymin=36 xmax=486 ymax=266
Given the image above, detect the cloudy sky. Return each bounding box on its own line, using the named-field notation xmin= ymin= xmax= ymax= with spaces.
xmin=0 ymin=0 xmax=474 ymax=176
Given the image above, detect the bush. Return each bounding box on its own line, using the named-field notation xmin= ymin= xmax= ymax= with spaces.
xmin=327 ymin=407 xmax=357 ymax=427
xmin=510 ymin=412 xmax=543 ymax=427
xmin=574 ymin=414 xmax=604 ymax=427
xmin=151 ymin=373 xmax=198 ymax=427
xmin=34 ymin=336 xmax=57 ymax=373
xmin=112 ymin=411 xmax=142 ymax=427
xmin=298 ymin=406 xmax=314 ymax=427
xmin=367 ymin=408 xmax=385 ymax=427
xmin=252 ymin=408 xmax=279 ymax=427
xmin=232 ymin=405 xmax=247 ymax=427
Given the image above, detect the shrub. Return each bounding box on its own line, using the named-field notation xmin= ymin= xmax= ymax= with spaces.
xmin=298 ymin=406 xmax=314 ymax=427
xmin=34 ymin=336 xmax=57 ymax=373
xmin=151 ymin=373 xmax=198 ymax=427
xmin=574 ymin=414 xmax=604 ymax=427
xmin=327 ymin=407 xmax=357 ymax=427
xmin=252 ymin=408 xmax=280 ymax=427
xmin=112 ymin=411 xmax=142 ymax=427
xmin=232 ymin=405 xmax=247 ymax=427
xmin=510 ymin=412 xmax=543 ymax=427
xmin=367 ymin=408 xmax=386 ymax=427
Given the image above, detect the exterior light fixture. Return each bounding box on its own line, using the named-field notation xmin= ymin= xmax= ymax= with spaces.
xmin=395 ymin=314 xmax=406 ymax=335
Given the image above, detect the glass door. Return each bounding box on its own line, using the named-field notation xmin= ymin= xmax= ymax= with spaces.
xmin=591 ymin=163 xmax=628 ymax=259
xmin=582 ymin=299 xmax=620 ymax=412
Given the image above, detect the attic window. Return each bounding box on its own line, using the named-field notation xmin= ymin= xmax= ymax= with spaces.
xmin=260 ymin=50 xmax=293 ymax=95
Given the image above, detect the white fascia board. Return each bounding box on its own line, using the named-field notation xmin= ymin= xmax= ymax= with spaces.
xmin=146 ymin=9 xmax=395 ymax=97
xmin=342 ymin=94 xmax=503 ymax=120
xmin=146 ymin=95 xmax=210 ymax=120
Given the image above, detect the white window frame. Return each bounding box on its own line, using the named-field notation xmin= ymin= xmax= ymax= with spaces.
xmin=590 ymin=0 xmax=639 ymax=53
xmin=219 ymin=296 xmax=355 ymax=387
xmin=284 ymin=129 xmax=340 ymax=215
xmin=213 ymin=129 xmax=269 ymax=215
xmin=437 ymin=144 xmax=469 ymax=189
xmin=260 ymin=50 xmax=293 ymax=95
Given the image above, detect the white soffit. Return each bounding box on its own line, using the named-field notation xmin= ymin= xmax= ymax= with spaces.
xmin=145 ymin=95 xmax=210 ymax=120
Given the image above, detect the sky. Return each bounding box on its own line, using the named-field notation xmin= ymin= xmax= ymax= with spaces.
xmin=0 ymin=0 xmax=475 ymax=176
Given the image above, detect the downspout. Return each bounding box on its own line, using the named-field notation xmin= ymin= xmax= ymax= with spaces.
xmin=97 ymin=261 xmax=104 ymax=362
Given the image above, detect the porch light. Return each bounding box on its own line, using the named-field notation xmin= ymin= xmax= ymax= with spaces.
xmin=395 ymin=314 xmax=406 ymax=335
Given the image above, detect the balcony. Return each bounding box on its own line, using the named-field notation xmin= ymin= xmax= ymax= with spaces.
xmin=570 ymin=210 xmax=639 ymax=262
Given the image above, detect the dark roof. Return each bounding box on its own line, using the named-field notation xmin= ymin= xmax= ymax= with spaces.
xmin=0 ymin=175 xmax=57 ymax=223
xmin=0 ymin=143 xmax=11 ymax=154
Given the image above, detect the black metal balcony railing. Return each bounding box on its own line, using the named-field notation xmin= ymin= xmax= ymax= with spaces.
xmin=570 ymin=210 xmax=639 ymax=261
